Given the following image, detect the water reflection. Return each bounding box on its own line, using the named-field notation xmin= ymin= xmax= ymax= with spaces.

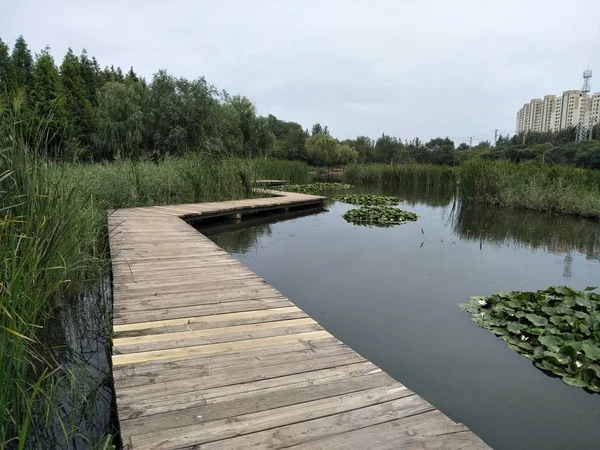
xmin=451 ymin=201 xmax=600 ymax=260
xmin=33 ymin=277 xmax=114 ymax=449
xmin=200 ymin=206 xmax=327 ymax=252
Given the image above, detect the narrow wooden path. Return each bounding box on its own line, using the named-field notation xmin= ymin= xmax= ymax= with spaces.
xmin=109 ymin=191 xmax=490 ymax=450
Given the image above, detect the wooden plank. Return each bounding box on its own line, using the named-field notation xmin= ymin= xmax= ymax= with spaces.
xmin=112 ymin=339 xmax=350 ymax=389
xmin=199 ymin=394 xmax=432 ymax=450
xmin=285 ymin=410 xmax=488 ymax=450
xmin=113 ymin=299 xmax=294 ymax=325
xmin=108 ymin=192 xmax=489 ymax=450
xmin=118 ymin=359 xmax=381 ymax=421
xmin=113 ymin=306 xmax=305 ymax=335
xmin=120 ymin=370 xmax=394 ymax=437
xmin=113 ymin=320 xmax=322 ymax=354
xmin=125 ymin=385 xmax=413 ymax=449
xmin=112 ymin=330 xmax=332 ymax=365
xmin=116 ymin=354 xmax=372 ymax=408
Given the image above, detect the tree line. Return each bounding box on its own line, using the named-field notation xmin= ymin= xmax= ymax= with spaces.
xmin=3 ymin=35 xmax=600 ymax=168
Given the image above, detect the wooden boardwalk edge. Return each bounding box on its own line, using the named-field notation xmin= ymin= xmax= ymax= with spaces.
xmin=108 ymin=191 xmax=491 ymax=450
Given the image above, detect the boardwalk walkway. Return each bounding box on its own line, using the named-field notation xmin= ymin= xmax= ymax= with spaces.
xmin=108 ymin=191 xmax=490 ymax=450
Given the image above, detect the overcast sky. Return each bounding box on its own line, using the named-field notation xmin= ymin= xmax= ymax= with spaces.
xmin=2 ymin=0 xmax=600 ymax=143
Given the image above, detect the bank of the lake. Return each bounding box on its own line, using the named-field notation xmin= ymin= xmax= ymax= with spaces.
xmin=345 ymin=161 xmax=600 ymax=218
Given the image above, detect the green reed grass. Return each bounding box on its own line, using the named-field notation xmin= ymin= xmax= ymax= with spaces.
xmin=459 ymin=160 xmax=600 ymax=218
xmin=344 ymin=163 xmax=457 ymax=188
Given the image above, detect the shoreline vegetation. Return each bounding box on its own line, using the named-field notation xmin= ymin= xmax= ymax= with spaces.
xmin=344 ymin=161 xmax=600 ymax=219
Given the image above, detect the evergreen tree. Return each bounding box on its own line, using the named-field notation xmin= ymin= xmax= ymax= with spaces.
xmin=126 ymin=66 xmax=139 ymax=83
xmin=79 ymin=49 xmax=99 ymax=106
xmin=10 ymin=35 xmax=34 ymax=94
xmin=60 ymin=48 xmax=96 ymax=146
xmin=32 ymin=46 xmax=65 ymax=154
xmin=0 ymin=38 xmax=12 ymax=98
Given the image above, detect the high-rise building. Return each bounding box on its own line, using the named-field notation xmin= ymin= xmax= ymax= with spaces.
xmin=516 ymin=89 xmax=600 ymax=133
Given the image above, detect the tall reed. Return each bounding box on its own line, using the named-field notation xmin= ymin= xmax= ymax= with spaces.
xmin=0 ymin=100 xmax=105 ymax=448
xmin=344 ymin=163 xmax=457 ymax=188
xmin=459 ymin=159 xmax=600 ymax=218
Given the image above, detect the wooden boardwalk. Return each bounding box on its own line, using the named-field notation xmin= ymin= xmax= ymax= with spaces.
xmin=108 ymin=191 xmax=490 ymax=450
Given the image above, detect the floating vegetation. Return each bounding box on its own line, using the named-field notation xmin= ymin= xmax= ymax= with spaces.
xmin=342 ymin=206 xmax=418 ymax=227
xmin=334 ymin=194 xmax=401 ymax=206
xmin=276 ymin=182 xmax=353 ymax=194
xmin=460 ymin=286 xmax=600 ymax=392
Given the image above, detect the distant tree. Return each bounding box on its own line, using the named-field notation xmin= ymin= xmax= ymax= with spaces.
xmin=95 ymin=80 xmax=148 ymax=159
xmin=0 ymin=38 xmax=12 ymax=98
xmin=31 ymin=46 xmax=66 ymax=154
xmin=305 ymin=133 xmax=338 ymax=166
xmin=312 ymin=123 xmax=329 ymax=136
xmin=126 ymin=66 xmax=140 ymax=83
xmin=375 ymin=134 xmax=405 ymax=163
xmin=344 ymin=136 xmax=374 ymax=162
xmin=148 ymin=70 xmax=220 ymax=155
xmin=229 ymin=95 xmax=259 ymax=157
xmin=60 ymin=48 xmax=96 ymax=146
xmin=457 ymin=143 xmax=469 ymax=150
xmin=337 ymin=143 xmax=358 ymax=165
xmin=79 ymin=49 xmax=99 ymax=107
xmin=253 ymin=117 xmax=275 ymax=159
xmin=10 ymin=36 xmax=34 ymax=94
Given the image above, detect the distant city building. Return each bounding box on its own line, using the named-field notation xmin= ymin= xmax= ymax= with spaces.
xmin=516 ymin=90 xmax=600 ymax=134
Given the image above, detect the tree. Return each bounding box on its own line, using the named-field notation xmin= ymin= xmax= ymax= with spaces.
xmin=375 ymin=134 xmax=405 ymax=163
xmin=311 ymin=123 xmax=323 ymax=135
xmin=95 ymin=80 xmax=148 ymax=159
xmin=344 ymin=136 xmax=374 ymax=162
xmin=31 ymin=46 xmax=65 ymax=154
xmin=60 ymin=48 xmax=96 ymax=146
xmin=0 ymin=38 xmax=13 ymax=98
xmin=229 ymin=95 xmax=258 ymax=157
xmin=147 ymin=70 xmax=220 ymax=155
xmin=305 ymin=133 xmax=338 ymax=166
xmin=10 ymin=36 xmax=34 ymax=94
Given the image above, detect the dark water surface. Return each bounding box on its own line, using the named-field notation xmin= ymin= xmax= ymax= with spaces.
xmin=204 ymin=186 xmax=600 ymax=450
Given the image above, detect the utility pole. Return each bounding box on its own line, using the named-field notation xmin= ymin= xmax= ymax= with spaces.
xmin=577 ymin=69 xmax=592 ymax=142
xmin=493 ymin=129 xmax=498 ymax=146
xmin=469 ymin=136 xmax=472 ymax=149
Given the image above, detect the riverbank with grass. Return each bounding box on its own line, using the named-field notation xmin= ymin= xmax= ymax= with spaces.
xmin=343 ymin=161 xmax=600 ymax=219
xmin=459 ymin=160 xmax=600 ymax=218
xmin=0 ymin=109 xmax=311 ymax=448
xmin=344 ymin=163 xmax=457 ymax=188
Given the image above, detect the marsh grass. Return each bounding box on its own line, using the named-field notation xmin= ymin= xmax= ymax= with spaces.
xmin=344 ymin=163 xmax=457 ymax=188
xmin=459 ymin=160 xmax=600 ymax=218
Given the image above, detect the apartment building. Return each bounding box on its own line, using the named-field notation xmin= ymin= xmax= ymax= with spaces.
xmin=516 ymin=89 xmax=600 ymax=133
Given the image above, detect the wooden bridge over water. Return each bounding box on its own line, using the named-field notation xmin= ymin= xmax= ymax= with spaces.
xmin=108 ymin=191 xmax=490 ymax=449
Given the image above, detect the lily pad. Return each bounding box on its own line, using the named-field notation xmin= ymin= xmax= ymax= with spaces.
xmin=342 ymin=206 xmax=418 ymax=227
xmin=334 ymin=194 xmax=401 ymax=206
xmin=460 ymin=286 xmax=600 ymax=392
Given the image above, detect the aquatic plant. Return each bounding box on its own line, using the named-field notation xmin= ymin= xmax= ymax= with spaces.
xmin=342 ymin=206 xmax=418 ymax=227
xmin=276 ymin=182 xmax=353 ymax=194
xmin=344 ymin=163 xmax=457 ymax=188
xmin=334 ymin=193 xmax=401 ymax=206
xmin=460 ymin=286 xmax=600 ymax=392
xmin=459 ymin=159 xmax=600 ymax=218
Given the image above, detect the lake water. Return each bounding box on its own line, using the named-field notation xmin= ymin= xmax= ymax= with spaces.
xmin=204 ymin=186 xmax=600 ymax=450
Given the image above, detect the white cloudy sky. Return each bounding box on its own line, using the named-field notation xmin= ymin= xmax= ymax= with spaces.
xmin=2 ymin=0 xmax=600 ymax=143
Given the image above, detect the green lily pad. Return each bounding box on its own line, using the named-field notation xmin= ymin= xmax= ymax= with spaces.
xmin=459 ymin=286 xmax=600 ymax=392
xmin=342 ymin=206 xmax=418 ymax=227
